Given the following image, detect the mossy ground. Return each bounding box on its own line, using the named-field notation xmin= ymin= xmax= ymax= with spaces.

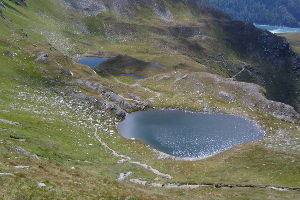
xmin=0 ymin=0 xmax=299 ymax=199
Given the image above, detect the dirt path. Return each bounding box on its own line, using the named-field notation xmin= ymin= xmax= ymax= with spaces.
xmin=129 ymin=179 xmax=300 ymax=191
xmin=94 ymin=128 xmax=172 ymax=179
xmin=93 ymin=127 xmax=300 ymax=192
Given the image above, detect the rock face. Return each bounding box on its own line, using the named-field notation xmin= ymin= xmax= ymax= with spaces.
xmin=72 ymin=79 xmax=148 ymax=118
xmin=221 ymin=21 xmax=300 ymax=111
xmin=209 ymin=0 xmax=300 ymax=27
xmin=64 ymin=0 xmax=210 ymax=19
xmin=36 ymin=53 xmax=49 ymax=63
xmin=62 ymin=1 xmax=300 ymax=111
xmin=222 ymin=21 xmax=300 ymax=71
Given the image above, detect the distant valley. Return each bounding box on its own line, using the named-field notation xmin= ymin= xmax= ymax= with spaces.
xmin=209 ymin=0 xmax=300 ymax=27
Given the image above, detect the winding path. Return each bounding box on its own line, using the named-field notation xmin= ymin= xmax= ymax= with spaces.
xmin=94 ymin=128 xmax=172 ymax=179
xmin=93 ymin=127 xmax=300 ymax=192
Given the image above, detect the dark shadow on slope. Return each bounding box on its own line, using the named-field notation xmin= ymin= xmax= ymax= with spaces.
xmin=94 ymin=55 xmax=168 ymax=78
xmin=220 ymin=20 xmax=300 ymax=112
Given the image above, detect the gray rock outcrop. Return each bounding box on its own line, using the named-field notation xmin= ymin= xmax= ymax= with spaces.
xmin=36 ymin=53 xmax=49 ymax=63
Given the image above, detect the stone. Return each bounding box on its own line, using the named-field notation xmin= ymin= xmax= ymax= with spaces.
xmin=14 ymin=166 xmax=29 ymax=169
xmin=38 ymin=183 xmax=47 ymax=187
xmin=36 ymin=53 xmax=49 ymax=62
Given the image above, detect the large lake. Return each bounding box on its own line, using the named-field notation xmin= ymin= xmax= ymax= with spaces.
xmin=255 ymin=24 xmax=300 ymax=34
xmin=118 ymin=110 xmax=265 ymax=159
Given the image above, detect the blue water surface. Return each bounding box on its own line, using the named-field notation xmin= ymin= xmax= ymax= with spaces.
xmin=118 ymin=110 xmax=265 ymax=159
xmin=120 ymin=74 xmax=145 ymax=79
xmin=77 ymin=57 xmax=109 ymax=67
xmin=255 ymin=24 xmax=300 ymax=34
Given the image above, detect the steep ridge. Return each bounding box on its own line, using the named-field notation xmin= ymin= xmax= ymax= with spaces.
xmin=220 ymin=20 xmax=300 ymax=110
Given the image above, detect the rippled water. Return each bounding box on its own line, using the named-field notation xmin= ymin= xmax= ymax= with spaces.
xmin=77 ymin=57 xmax=109 ymax=67
xmin=255 ymin=24 xmax=300 ymax=34
xmin=118 ymin=110 xmax=265 ymax=159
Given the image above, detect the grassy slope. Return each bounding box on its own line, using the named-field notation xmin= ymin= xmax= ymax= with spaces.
xmin=279 ymin=33 xmax=300 ymax=55
xmin=0 ymin=0 xmax=299 ymax=199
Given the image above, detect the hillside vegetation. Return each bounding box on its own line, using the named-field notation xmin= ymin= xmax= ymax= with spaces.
xmin=209 ymin=0 xmax=300 ymax=27
xmin=0 ymin=0 xmax=299 ymax=199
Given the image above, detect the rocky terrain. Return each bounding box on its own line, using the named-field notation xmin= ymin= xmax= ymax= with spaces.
xmin=0 ymin=0 xmax=299 ymax=199
xmin=64 ymin=0 xmax=211 ymax=19
xmin=209 ymin=0 xmax=300 ymax=27
xmin=63 ymin=0 xmax=300 ymax=111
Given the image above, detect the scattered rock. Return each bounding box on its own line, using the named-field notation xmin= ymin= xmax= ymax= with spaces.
xmin=14 ymin=166 xmax=29 ymax=169
xmin=218 ymin=91 xmax=235 ymax=102
xmin=105 ymin=92 xmax=124 ymax=103
xmin=10 ymin=135 xmax=26 ymax=142
xmin=4 ymin=51 xmax=14 ymax=57
xmin=70 ymin=53 xmax=81 ymax=58
xmin=12 ymin=146 xmax=40 ymax=160
xmin=129 ymin=179 xmax=147 ymax=186
xmin=75 ymin=80 xmax=107 ymax=93
xmin=36 ymin=53 xmax=48 ymax=63
xmin=0 ymin=118 xmax=20 ymax=126
xmin=149 ymin=183 xmax=164 ymax=187
xmin=121 ymin=101 xmax=135 ymax=110
xmin=0 ymin=173 xmax=14 ymax=176
xmin=117 ymin=159 xmax=127 ymax=164
xmin=103 ymin=101 xmax=127 ymax=118
xmin=38 ymin=183 xmax=47 ymax=187
xmin=31 ymin=154 xmax=40 ymax=160
xmin=117 ymin=171 xmax=132 ymax=181
xmin=175 ymin=74 xmax=188 ymax=82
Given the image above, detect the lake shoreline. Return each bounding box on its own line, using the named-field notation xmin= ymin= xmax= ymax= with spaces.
xmin=118 ymin=109 xmax=265 ymax=160
xmin=254 ymin=23 xmax=300 ymax=34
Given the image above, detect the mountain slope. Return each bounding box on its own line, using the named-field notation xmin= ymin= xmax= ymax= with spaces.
xmin=208 ymin=0 xmax=300 ymax=27
xmin=64 ymin=0 xmax=211 ymax=19
xmin=0 ymin=0 xmax=299 ymax=199
xmin=64 ymin=0 xmax=300 ymax=111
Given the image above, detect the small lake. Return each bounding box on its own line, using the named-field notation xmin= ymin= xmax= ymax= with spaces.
xmin=120 ymin=74 xmax=145 ymax=79
xmin=118 ymin=110 xmax=265 ymax=159
xmin=254 ymin=24 xmax=300 ymax=34
xmin=77 ymin=57 xmax=109 ymax=67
